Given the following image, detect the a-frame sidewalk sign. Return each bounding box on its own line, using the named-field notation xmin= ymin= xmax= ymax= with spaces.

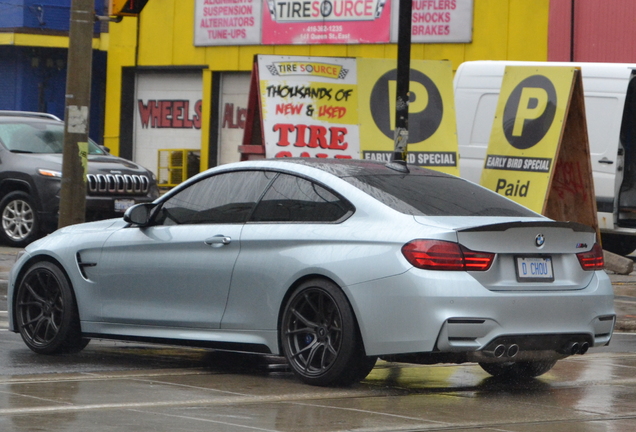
xmin=480 ymin=66 xmax=598 ymax=235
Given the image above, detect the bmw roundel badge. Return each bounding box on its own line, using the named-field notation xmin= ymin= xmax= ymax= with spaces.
xmin=535 ymin=234 xmax=545 ymax=247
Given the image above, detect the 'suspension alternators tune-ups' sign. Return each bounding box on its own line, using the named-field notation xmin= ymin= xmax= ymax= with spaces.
xmin=480 ymin=66 xmax=598 ymax=231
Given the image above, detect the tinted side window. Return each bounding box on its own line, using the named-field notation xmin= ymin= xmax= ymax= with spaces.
xmin=250 ymin=174 xmax=351 ymax=222
xmin=155 ymin=171 xmax=274 ymax=225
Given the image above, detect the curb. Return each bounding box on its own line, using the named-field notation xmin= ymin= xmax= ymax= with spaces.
xmin=604 ymin=250 xmax=634 ymax=275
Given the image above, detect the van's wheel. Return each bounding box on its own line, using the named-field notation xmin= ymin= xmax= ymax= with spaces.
xmin=15 ymin=261 xmax=88 ymax=354
xmin=479 ymin=360 xmax=557 ymax=379
xmin=280 ymin=279 xmax=373 ymax=386
xmin=0 ymin=191 xmax=40 ymax=247
xmin=601 ymin=233 xmax=636 ymax=256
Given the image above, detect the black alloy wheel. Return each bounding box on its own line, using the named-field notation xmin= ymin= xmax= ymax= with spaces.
xmin=16 ymin=261 xmax=88 ymax=354
xmin=281 ymin=279 xmax=375 ymax=386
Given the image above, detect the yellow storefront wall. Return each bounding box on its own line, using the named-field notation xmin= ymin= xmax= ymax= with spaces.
xmin=104 ymin=0 xmax=550 ymax=168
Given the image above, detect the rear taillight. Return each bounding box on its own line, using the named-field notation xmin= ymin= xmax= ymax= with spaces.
xmin=576 ymin=243 xmax=604 ymax=270
xmin=401 ymin=240 xmax=495 ymax=271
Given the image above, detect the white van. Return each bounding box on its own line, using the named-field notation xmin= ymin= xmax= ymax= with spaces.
xmin=454 ymin=60 xmax=636 ymax=255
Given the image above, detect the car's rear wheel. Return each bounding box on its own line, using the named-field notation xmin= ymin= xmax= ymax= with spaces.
xmin=479 ymin=360 xmax=557 ymax=379
xmin=280 ymin=279 xmax=374 ymax=386
xmin=15 ymin=261 xmax=88 ymax=354
xmin=0 ymin=191 xmax=39 ymax=247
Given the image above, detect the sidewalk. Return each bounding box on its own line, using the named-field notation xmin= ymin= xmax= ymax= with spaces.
xmin=1 ymin=246 xmax=635 ymax=332
xmin=604 ymin=271 xmax=636 ymax=331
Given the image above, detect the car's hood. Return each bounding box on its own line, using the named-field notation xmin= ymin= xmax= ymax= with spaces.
xmin=55 ymin=218 xmax=128 ymax=234
xmin=87 ymin=154 xmax=149 ymax=171
xmin=25 ymin=218 xmax=128 ymax=252
xmin=13 ymin=153 xmax=150 ymax=173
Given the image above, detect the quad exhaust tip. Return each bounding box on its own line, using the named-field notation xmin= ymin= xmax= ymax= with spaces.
xmin=493 ymin=344 xmax=506 ymax=358
xmin=561 ymin=341 xmax=590 ymax=355
xmin=507 ymin=344 xmax=519 ymax=358
xmin=488 ymin=344 xmax=519 ymax=358
xmin=485 ymin=340 xmax=589 ymax=359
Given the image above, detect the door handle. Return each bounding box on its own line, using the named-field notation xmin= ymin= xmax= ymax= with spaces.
xmin=205 ymin=235 xmax=231 ymax=246
xmin=599 ymin=158 xmax=614 ymax=164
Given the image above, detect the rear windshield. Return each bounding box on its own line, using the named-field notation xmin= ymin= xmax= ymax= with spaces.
xmin=0 ymin=121 xmax=105 ymax=155
xmin=342 ymin=173 xmax=537 ymax=217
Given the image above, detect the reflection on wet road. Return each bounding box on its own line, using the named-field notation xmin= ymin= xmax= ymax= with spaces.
xmin=0 ymin=334 xmax=635 ymax=431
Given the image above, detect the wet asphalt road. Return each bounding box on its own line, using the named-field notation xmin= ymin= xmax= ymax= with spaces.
xmin=0 ymin=332 xmax=635 ymax=432
xmin=1 ymin=246 xmax=636 ymax=431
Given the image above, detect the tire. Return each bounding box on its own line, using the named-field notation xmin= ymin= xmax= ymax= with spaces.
xmin=15 ymin=261 xmax=88 ymax=354
xmin=479 ymin=360 xmax=557 ymax=379
xmin=280 ymin=279 xmax=373 ymax=386
xmin=601 ymin=233 xmax=636 ymax=257
xmin=0 ymin=191 xmax=40 ymax=247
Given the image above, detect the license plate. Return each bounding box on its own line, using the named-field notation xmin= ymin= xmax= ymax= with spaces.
xmin=515 ymin=256 xmax=554 ymax=282
xmin=114 ymin=199 xmax=135 ymax=212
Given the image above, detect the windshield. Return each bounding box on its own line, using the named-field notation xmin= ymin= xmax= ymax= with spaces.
xmin=0 ymin=121 xmax=106 ymax=155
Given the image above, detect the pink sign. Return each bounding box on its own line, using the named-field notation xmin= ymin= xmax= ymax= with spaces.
xmin=261 ymin=0 xmax=391 ymax=44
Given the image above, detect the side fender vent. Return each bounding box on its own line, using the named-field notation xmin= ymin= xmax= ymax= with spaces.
xmin=76 ymin=252 xmax=97 ymax=281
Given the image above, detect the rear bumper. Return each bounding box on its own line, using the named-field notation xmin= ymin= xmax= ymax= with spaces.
xmin=347 ymin=269 xmax=615 ymax=357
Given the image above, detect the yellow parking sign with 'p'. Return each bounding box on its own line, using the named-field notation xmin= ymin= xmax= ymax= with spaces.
xmin=358 ymin=59 xmax=459 ymax=175
xmin=480 ymin=67 xmax=578 ymax=213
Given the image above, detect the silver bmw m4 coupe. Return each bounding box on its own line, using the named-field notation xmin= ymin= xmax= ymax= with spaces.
xmin=8 ymin=158 xmax=615 ymax=386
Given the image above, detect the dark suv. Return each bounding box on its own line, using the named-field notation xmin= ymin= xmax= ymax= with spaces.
xmin=0 ymin=111 xmax=160 ymax=247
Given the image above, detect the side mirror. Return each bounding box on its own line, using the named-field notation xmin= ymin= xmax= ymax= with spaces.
xmin=99 ymin=145 xmax=111 ymax=154
xmin=123 ymin=203 xmax=156 ymax=226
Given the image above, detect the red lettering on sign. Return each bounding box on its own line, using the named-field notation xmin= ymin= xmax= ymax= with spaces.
xmin=222 ymin=103 xmax=247 ymax=129
xmin=273 ymin=124 xmax=295 ymax=146
xmin=318 ymin=105 xmax=347 ymax=119
xmin=272 ymin=123 xmax=349 ymax=153
xmin=194 ymin=100 xmax=202 ymax=129
xmin=137 ymin=99 xmax=202 ymax=129
xmin=308 ymin=125 xmax=329 ymax=149
xmin=182 ymin=101 xmax=194 ymax=128
xmin=172 ymin=101 xmax=184 ymax=128
xmin=329 ymin=127 xmax=348 ymax=150
xmin=275 ymin=103 xmax=304 ymax=115
xmin=138 ymin=100 xmax=160 ymax=128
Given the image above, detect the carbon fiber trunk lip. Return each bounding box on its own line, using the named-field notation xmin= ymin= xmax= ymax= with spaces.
xmin=459 ymin=221 xmax=595 ymax=233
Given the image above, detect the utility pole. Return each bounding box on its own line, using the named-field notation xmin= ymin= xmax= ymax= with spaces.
xmin=387 ymin=0 xmax=413 ymax=173
xmin=58 ymin=0 xmax=94 ymax=229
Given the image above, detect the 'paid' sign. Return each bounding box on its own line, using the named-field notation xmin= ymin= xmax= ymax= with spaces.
xmin=480 ymin=67 xmax=578 ymax=213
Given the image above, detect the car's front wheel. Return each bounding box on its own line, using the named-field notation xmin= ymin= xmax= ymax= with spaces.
xmin=15 ymin=261 xmax=88 ymax=354
xmin=280 ymin=279 xmax=375 ymax=386
xmin=0 ymin=191 xmax=40 ymax=247
xmin=479 ymin=360 xmax=557 ymax=379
